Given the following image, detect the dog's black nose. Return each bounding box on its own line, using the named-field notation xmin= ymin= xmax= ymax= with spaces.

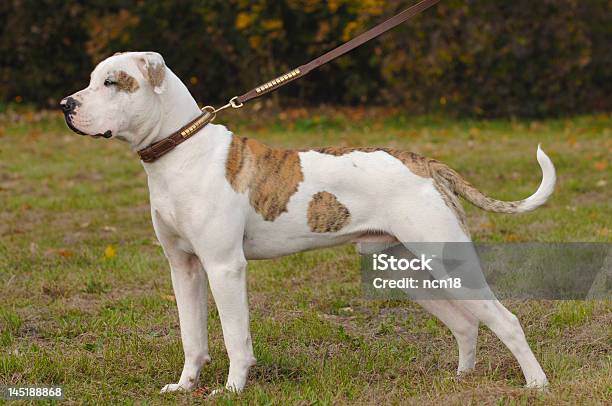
xmin=60 ymin=97 xmax=77 ymax=114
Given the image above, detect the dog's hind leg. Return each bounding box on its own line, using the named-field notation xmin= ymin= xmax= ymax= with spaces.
xmin=460 ymin=299 xmax=548 ymax=388
xmin=388 ymin=201 xmax=548 ymax=388
xmin=416 ymin=299 xmax=478 ymax=374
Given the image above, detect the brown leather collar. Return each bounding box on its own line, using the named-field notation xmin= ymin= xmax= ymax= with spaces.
xmin=137 ymin=109 xmax=214 ymax=163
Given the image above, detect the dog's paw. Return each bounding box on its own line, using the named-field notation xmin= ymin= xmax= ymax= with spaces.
xmin=455 ymin=369 xmax=475 ymax=380
xmin=160 ymin=383 xmax=188 ymax=393
xmin=525 ymin=378 xmax=549 ymax=392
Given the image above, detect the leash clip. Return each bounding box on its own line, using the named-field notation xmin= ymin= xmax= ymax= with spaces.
xmin=229 ymin=96 xmax=244 ymax=109
xmin=202 ymin=96 xmax=243 ymax=121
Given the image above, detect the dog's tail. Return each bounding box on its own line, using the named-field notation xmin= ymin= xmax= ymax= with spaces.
xmin=432 ymin=145 xmax=556 ymax=213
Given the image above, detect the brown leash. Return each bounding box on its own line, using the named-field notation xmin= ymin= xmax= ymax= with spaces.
xmin=138 ymin=0 xmax=441 ymax=163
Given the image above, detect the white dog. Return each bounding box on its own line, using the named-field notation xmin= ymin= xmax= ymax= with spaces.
xmin=61 ymin=52 xmax=554 ymax=393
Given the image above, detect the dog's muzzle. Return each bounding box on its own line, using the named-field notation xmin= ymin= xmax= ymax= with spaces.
xmin=60 ymin=97 xmax=86 ymax=135
xmin=59 ymin=97 xmax=112 ymax=138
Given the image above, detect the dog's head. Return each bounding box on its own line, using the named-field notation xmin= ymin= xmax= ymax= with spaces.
xmin=60 ymin=51 xmax=167 ymax=143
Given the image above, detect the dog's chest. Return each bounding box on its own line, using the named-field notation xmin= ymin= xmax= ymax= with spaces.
xmin=148 ymin=174 xmax=199 ymax=238
xmin=150 ymin=191 xmax=181 ymax=234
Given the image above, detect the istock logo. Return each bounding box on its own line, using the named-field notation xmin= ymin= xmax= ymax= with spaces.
xmin=372 ymin=253 xmax=434 ymax=271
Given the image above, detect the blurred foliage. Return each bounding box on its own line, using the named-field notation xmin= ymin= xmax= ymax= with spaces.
xmin=0 ymin=0 xmax=610 ymax=117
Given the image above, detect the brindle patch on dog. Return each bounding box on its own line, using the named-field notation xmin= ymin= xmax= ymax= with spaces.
xmin=307 ymin=191 xmax=351 ymax=233
xmin=226 ymin=136 xmax=304 ymax=221
xmin=431 ymin=175 xmax=470 ymax=235
xmin=116 ymin=70 xmax=140 ymax=93
xmin=143 ymin=60 xmax=165 ymax=89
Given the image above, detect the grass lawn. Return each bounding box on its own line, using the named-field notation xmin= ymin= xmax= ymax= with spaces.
xmin=0 ymin=108 xmax=610 ymax=404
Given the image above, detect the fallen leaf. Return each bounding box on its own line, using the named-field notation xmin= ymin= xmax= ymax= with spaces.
xmin=594 ymin=161 xmax=608 ymax=171
xmin=57 ymin=248 xmax=73 ymax=257
xmin=504 ymin=233 xmax=522 ymax=242
xmin=161 ymin=294 xmax=175 ymax=302
xmin=104 ymin=245 xmax=116 ymax=258
xmin=192 ymin=387 xmax=211 ymax=397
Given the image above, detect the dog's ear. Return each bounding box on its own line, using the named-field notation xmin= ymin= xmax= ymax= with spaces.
xmin=135 ymin=52 xmax=167 ymax=94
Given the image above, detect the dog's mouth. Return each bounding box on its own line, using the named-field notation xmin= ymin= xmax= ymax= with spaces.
xmin=63 ymin=114 xmax=88 ymax=136
xmin=63 ymin=115 xmax=112 ymax=139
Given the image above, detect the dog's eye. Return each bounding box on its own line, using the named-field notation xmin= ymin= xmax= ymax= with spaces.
xmin=104 ymin=78 xmax=116 ymax=87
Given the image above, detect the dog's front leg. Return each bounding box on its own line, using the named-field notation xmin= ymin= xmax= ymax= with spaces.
xmin=159 ymin=246 xmax=210 ymax=393
xmin=205 ymin=255 xmax=255 ymax=393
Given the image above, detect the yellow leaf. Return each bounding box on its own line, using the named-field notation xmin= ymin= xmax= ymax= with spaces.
xmin=235 ymin=12 xmax=254 ymax=30
xmin=504 ymin=233 xmax=523 ymax=242
xmin=248 ymin=35 xmax=261 ymax=49
xmin=104 ymin=245 xmax=116 ymax=258
xmin=328 ymin=0 xmax=340 ymax=13
xmin=262 ymin=19 xmax=282 ymax=31
xmin=342 ymin=21 xmax=359 ymax=42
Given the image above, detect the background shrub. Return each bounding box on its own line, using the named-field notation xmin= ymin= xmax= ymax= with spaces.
xmin=1 ymin=0 xmax=610 ymax=117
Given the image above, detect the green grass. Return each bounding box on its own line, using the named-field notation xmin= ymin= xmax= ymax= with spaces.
xmin=0 ymin=109 xmax=610 ymax=405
